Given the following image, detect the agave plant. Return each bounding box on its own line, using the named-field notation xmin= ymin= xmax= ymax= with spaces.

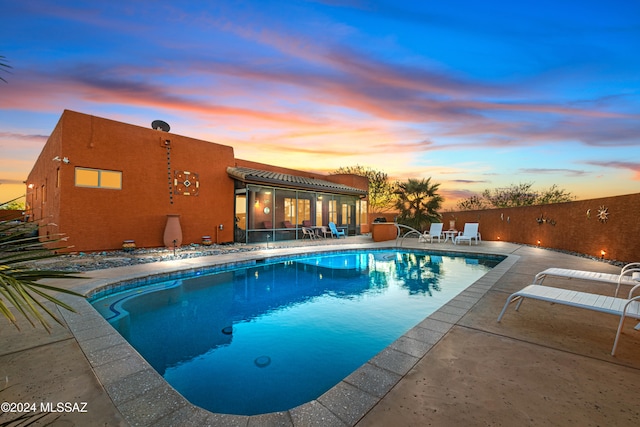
xmin=0 ymin=219 xmax=84 ymax=332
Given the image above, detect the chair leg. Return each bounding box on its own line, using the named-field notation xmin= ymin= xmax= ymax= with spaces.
xmin=612 ymin=314 xmax=627 ymax=356
xmin=497 ymin=294 xmax=523 ymax=321
xmin=533 ymin=273 xmax=546 ymax=286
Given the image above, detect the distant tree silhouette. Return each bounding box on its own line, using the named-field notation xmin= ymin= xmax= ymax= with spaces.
xmin=332 ymin=165 xmax=396 ymax=213
xmin=456 ymin=182 xmax=575 ymax=210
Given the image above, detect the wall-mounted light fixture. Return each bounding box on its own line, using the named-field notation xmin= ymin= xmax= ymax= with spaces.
xmin=600 ymin=250 xmax=606 ymax=260
xmin=52 ymin=156 xmax=70 ymax=164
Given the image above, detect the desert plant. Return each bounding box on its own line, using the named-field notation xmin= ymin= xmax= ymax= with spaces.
xmin=0 ymin=220 xmax=83 ymax=332
xmin=457 ymin=182 xmax=575 ymax=210
xmin=394 ymin=178 xmax=443 ymax=231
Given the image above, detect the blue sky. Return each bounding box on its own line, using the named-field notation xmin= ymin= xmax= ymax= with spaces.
xmin=1 ymin=0 xmax=639 ymax=209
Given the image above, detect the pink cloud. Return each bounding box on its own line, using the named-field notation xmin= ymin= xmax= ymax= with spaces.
xmin=585 ymin=161 xmax=640 ymax=180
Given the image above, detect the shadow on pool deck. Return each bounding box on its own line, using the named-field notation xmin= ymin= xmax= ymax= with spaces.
xmin=1 ymin=237 xmax=639 ymax=426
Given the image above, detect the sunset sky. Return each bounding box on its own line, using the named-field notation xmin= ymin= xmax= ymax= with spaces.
xmin=2 ymin=0 xmax=639 ymax=209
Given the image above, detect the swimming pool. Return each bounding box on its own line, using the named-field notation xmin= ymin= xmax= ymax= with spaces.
xmin=90 ymin=249 xmax=502 ymax=415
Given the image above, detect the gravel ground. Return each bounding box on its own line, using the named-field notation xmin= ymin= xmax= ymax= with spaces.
xmin=26 ymin=243 xmax=269 ymax=272
xmin=22 ymin=239 xmax=627 ymax=273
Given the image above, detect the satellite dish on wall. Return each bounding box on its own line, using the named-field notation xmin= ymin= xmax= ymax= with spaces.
xmin=151 ymin=120 xmax=170 ymax=132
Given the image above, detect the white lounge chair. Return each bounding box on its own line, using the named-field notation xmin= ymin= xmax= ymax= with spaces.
xmin=328 ymin=222 xmax=346 ymax=238
xmin=419 ymin=222 xmax=444 ymax=243
xmin=534 ymin=263 xmax=640 ymax=297
xmin=498 ymin=283 xmax=640 ymax=355
xmin=454 ymin=223 xmax=480 ymax=245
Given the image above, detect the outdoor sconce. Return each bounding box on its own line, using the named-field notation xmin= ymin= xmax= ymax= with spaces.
xmin=536 ymin=240 xmax=541 ymax=247
xmin=600 ymin=250 xmax=606 ymax=260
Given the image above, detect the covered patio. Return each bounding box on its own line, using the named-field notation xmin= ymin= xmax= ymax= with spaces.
xmin=228 ymin=166 xmax=368 ymax=243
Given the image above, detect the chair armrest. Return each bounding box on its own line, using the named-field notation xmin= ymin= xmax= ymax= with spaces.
xmin=621 ymin=267 xmax=640 ymax=278
xmin=628 ymin=283 xmax=640 ymax=299
xmin=622 ymin=263 xmax=640 ymax=273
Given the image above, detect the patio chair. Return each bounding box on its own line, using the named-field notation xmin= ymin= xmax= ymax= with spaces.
xmin=419 ymin=222 xmax=444 ymax=243
xmin=497 ymin=282 xmax=640 ymax=356
xmin=282 ymin=221 xmax=294 ymax=228
xmin=302 ymin=220 xmax=312 ymax=228
xmin=319 ymin=225 xmax=332 ymax=238
xmin=533 ymin=263 xmax=640 ymax=297
xmin=301 ymin=227 xmax=316 ymax=240
xmin=328 ymin=222 xmax=346 ymax=238
xmin=454 ymin=223 xmax=480 ymax=245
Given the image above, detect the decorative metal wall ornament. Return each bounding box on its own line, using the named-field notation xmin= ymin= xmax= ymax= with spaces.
xmin=597 ymin=205 xmax=609 ymax=223
xmin=536 ymin=214 xmax=555 ymax=226
xmin=586 ymin=208 xmax=591 ymax=219
xmin=174 ymin=171 xmax=200 ymax=196
xmin=165 ymin=141 xmax=173 ymax=204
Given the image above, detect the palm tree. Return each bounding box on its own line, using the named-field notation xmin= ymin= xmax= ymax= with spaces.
xmin=394 ymin=178 xmax=443 ymax=232
xmin=0 ymin=219 xmax=83 ymax=332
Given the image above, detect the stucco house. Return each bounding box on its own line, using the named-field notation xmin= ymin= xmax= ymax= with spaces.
xmin=25 ymin=110 xmax=368 ymax=252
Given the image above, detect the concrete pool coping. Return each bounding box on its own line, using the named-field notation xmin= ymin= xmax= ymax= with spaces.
xmin=55 ymin=240 xmax=518 ymax=426
xmin=4 ymin=237 xmax=639 ymax=426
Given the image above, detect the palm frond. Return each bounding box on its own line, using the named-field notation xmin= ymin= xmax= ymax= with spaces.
xmin=0 ymin=218 xmax=84 ymax=332
xmin=0 ymin=55 xmax=13 ymax=84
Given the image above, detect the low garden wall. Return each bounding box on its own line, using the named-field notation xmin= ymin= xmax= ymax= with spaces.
xmin=0 ymin=210 xmax=24 ymax=221
xmin=445 ymin=192 xmax=639 ymax=263
xmin=367 ymin=192 xmax=639 ymax=263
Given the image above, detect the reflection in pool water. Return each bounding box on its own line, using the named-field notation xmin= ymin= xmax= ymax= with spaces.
xmin=91 ymin=250 xmax=502 ymax=415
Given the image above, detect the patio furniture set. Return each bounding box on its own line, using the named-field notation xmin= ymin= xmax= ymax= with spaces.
xmin=499 ymin=262 xmax=640 ymax=356
xmin=417 ymin=221 xmax=640 ymax=356
xmin=301 ymin=221 xmax=346 ymax=240
xmin=418 ymin=222 xmax=481 ymax=245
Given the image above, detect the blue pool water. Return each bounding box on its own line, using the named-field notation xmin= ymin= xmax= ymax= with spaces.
xmin=91 ymin=250 xmax=502 ymax=415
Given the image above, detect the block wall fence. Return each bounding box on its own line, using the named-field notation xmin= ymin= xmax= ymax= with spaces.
xmin=369 ymin=192 xmax=640 ymax=263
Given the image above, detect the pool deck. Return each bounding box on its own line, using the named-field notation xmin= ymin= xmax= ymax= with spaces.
xmin=1 ymin=237 xmax=639 ymax=426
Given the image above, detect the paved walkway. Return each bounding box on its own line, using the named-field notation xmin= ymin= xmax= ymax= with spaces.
xmin=1 ymin=237 xmax=639 ymax=426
